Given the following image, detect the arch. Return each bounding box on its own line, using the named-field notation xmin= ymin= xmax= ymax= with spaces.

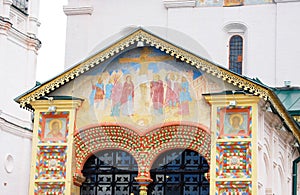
xmin=274 ymin=166 xmax=285 ymax=195
xmin=278 ymin=151 xmax=286 ymax=173
xmin=278 ymin=166 xmax=286 ymax=195
xmin=223 ymin=22 xmax=248 ymax=33
xmin=81 ymin=149 xmax=139 ymax=195
xmin=263 ymin=153 xmax=271 ymax=188
xmin=74 ymin=125 xmax=141 ymax=173
xmin=148 ymin=149 xmax=209 ymax=194
xmin=74 ymin=123 xmax=211 ymax=177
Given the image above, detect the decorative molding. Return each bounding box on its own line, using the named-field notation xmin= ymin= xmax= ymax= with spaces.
xmin=74 ymin=124 xmax=211 ymax=174
xmin=0 ymin=117 xmax=32 ymax=139
xmin=63 ymin=6 xmax=93 ymax=16
xmin=5 ymin=23 xmax=41 ymax=52
xmin=258 ymin=181 xmax=263 ymax=189
xmin=163 ymin=0 xmax=196 ymax=8
xmin=4 ymin=154 xmax=14 ymax=173
xmin=0 ymin=17 xmax=12 ymax=33
xmin=3 ymin=0 xmax=13 ymax=5
xmin=223 ymin=22 xmax=247 ymax=34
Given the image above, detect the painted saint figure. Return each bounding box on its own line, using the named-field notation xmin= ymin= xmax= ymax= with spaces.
xmin=150 ymin=74 xmax=164 ymax=114
xmin=165 ymin=72 xmax=180 ymax=107
xmin=227 ymin=113 xmax=246 ymax=134
xmin=119 ymin=47 xmax=173 ymax=107
xmin=89 ymin=77 xmax=104 ymax=107
xmin=120 ymin=75 xmax=134 ymax=116
xmin=46 ymin=119 xmax=64 ymax=139
xmin=104 ymin=78 xmax=114 ymax=110
xmin=179 ymin=77 xmax=192 ymax=115
xmin=111 ymin=77 xmax=122 ymax=116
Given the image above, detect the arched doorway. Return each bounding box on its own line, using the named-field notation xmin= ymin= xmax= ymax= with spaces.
xmin=80 ymin=150 xmax=139 ymax=195
xmin=148 ymin=149 xmax=209 ymax=195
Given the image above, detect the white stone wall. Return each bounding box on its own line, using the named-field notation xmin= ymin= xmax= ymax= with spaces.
xmin=64 ymin=0 xmax=300 ymax=87
xmin=0 ymin=0 xmax=40 ymax=128
xmin=0 ymin=1 xmax=39 ymax=194
xmin=258 ymin=104 xmax=298 ymax=195
xmin=0 ymin=118 xmax=32 ymax=195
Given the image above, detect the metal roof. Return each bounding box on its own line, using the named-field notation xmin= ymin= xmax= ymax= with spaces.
xmin=274 ymin=87 xmax=300 ymax=115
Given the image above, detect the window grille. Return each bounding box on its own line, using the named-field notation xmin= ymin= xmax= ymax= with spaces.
xmin=12 ymin=0 xmax=28 ymax=14
xmin=229 ymin=35 xmax=243 ymax=75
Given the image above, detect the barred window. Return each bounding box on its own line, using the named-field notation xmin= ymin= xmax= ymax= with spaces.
xmin=229 ymin=35 xmax=243 ymax=74
xmin=12 ymin=0 xmax=28 ymax=14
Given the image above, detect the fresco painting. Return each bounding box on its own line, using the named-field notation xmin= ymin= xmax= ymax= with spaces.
xmin=43 ymin=118 xmax=67 ymax=141
xmin=75 ymin=47 xmax=214 ymax=130
xmin=220 ymin=108 xmax=250 ymax=137
xmin=196 ymin=0 xmax=272 ymax=7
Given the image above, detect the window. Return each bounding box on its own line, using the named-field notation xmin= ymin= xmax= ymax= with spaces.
xmin=148 ymin=149 xmax=209 ymax=195
xmin=229 ymin=35 xmax=243 ymax=74
xmin=81 ymin=150 xmax=139 ymax=195
xmin=12 ymin=0 xmax=28 ymax=14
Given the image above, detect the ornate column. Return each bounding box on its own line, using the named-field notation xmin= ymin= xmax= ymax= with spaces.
xmin=28 ymin=99 xmax=82 ymax=195
xmin=135 ymin=171 xmax=153 ymax=195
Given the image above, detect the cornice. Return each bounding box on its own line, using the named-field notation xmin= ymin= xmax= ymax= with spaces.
xmin=163 ymin=0 xmax=196 ymax=8
xmin=63 ymin=5 xmax=93 ymax=16
xmin=274 ymin=0 xmax=300 ymax=3
xmin=15 ymin=28 xmax=300 ymax=143
xmin=0 ymin=17 xmax=12 ymax=32
xmin=31 ymin=100 xmax=83 ymax=111
xmin=0 ymin=117 xmax=32 ymax=139
xmin=204 ymin=94 xmax=261 ymax=105
xmin=7 ymin=28 xmax=41 ymax=51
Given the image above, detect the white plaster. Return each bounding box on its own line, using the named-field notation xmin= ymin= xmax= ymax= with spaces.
xmin=0 ymin=1 xmax=37 ymax=194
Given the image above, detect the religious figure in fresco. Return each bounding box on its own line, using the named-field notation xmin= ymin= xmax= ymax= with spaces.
xmin=119 ymin=47 xmax=173 ymax=107
xmin=111 ymin=76 xmax=122 ymax=117
xmin=46 ymin=119 xmax=64 ymax=139
xmin=165 ymin=72 xmax=180 ymax=107
xmin=226 ymin=113 xmax=246 ymax=134
xmin=179 ymin=77 xmax=192 ymax=115
xmin=89 ymin=76 xmax=104 ymax=107
xmin=120 ymin=75 xmax=134 ymax=116
xmin=104 ymin=78 xmax=114 ymax=110
xmin=150 ymin=74 xmax=164 ymax=114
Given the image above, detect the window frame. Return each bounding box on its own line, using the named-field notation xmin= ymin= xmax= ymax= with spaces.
xmin=228 ymin=34 xmax=244 ymax=75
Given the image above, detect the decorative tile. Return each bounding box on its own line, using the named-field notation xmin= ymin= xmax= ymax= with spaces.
xmin=216 ymin=141 xmax=251 ymax=178
xmin=216 ymin=181 xmax=252 ymax=195
xmin=36 ymin=146 xmax=67 ymax=180
xmin=34 ymin=182 xmax=65 ymax=195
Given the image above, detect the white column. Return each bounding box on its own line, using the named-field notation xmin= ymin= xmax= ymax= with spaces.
xmin=27 ymin=0 xmax=40 ymax=36
xmin=2 ymin=0 xmax=12 ymax=19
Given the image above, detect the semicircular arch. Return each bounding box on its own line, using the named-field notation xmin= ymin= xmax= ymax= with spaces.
xmin=74 ymin=123 xmax=211 ymax=175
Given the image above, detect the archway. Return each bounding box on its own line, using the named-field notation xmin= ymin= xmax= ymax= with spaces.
xmin=80 ymin=149 xmax=139 ymax=195
xmin=147 ymin=149 xmax=209 ymax=195
xmin=74 ymin=124 xmax=211 ymax=194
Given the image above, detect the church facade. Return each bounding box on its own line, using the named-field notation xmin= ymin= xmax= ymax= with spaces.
xmin=1 ymin=0 xmax=300 ymax=195
xmin=16 ymin=28 xmax=300 ymax=194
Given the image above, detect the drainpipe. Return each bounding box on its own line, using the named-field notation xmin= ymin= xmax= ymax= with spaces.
xmin=292 ymin=156 xmax=300 ymax=195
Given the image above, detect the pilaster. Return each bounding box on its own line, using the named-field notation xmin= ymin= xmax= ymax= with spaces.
xmin=28 ymin=99 xmax=82 ymax=195
xmin=204 ymin=94 xmax=260 ymax=195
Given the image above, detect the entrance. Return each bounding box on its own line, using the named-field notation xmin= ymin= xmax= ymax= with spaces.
xmin=80 ymin=150 xmax=139 ymax=195
xmin=148 ymin=149 xmax=209 ymax=195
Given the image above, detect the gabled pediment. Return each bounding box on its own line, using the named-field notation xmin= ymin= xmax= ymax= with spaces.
xmin=15 ymin=27 xmax=300 ymax=140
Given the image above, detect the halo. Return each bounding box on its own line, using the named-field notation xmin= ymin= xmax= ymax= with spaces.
xmin=229 ymin=113 xmax=244 ymax=126
xmin=49 ymin=119 xmax=62 ymax=131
